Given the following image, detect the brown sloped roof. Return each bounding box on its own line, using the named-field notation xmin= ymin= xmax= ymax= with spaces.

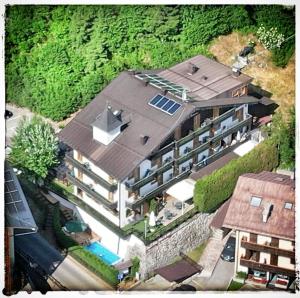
xmin=158 ymin=55 xmax=252 ymax=101
xmin=210 ymin=198 xmax=231 ymax=229
xmin=223 ymin=171 xmax=295 ymax=240
xmin=59 ymin=71 xmax=194 ymax=180
xmin=155 ymin=259 xmax=200 ymax=282
xmin=59 ymin=55 xmax=254 ymax=181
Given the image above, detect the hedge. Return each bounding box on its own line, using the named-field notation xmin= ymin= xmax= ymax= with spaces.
xmin=52 ymin=203 xmax=78 ymax=249
xmin=69 ymin=246 xmax=119 ymax=287
xmin=194 ymin=140 xmax=278 ymax=213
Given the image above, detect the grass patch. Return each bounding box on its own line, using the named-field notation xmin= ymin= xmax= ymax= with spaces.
xmin=52 ymin=178 xmax=73 ymax=193
xmin=186 ymin=241 xmax=207 ymax=262
xmin=227 ymin=280 xmax=244 ymax=291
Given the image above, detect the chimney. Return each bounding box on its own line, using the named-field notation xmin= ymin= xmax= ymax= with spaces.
xmin=187 ymin=63 xmax=199 ymax=75
xmin=262 ymin=202 xmax=273 ymax=223
xmin=140 ymin=135 xmax=149 ymax=145
xmin=182 ymin=89 xmax=187 ymax=102
xmin=232 ymin=66 xmax=241 ymax=77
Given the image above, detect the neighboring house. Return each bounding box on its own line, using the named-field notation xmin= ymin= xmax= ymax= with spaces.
xmin=223 ymin=171 xmax=295 ymax=290
xmin=58 ymin=55 xmax=274 ymax=260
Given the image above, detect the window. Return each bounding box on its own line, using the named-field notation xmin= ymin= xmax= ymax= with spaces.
xmin=284 ymin=202 xmax=293 ymax=210
xmin=232 ymin=86 xmax=247 ymax=97
xmin=250 ymin=196 xmax=262 ymax=207
xmin=77 ymin=188 xmax=83 ymax=198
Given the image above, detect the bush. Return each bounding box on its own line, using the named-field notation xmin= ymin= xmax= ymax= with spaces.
xmin=52 ymin=203 xmax=78 ymax=249
xmin=69 ymin=246 xmax=119 ymax=286
xmin=194 ymin=140 xmax=279 ymax=213
xmin=129 ymin=257 xmax=140 ymax=278
xmin=236 ymin=271 xmax=247 ymax=279
xmin=149 ymin=198 xmax=158 ymax=215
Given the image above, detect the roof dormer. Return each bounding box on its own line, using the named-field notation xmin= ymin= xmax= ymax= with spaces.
xmin=92 ymin=103 xmax=123 ymax=145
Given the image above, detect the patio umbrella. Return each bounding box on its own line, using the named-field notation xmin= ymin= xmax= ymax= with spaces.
xmin=236 ymin=130 xmax=241 ymax=142
xmin=64 ymin=220 xmax=88 ymax=233
xmin=149 ymin=211 xmax=156 ymax=231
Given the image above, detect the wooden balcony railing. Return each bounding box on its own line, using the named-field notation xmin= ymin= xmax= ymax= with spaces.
xmin=240 ymin=257 xmax=295 ymax=277
xmin=241 ymin=239 xmax=295 ymax=258
xmin=65 ymin=154 xmax=117 ymax=192
xmin=127 ymin=170 xmax=191 ymax=209
xmin=66 ymin=172 xmax=117 ymax=209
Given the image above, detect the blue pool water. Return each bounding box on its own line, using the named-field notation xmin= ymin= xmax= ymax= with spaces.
xmin=85 ymin=241 xmax=121 ymax=265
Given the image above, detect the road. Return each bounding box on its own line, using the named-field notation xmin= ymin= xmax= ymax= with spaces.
xmin=5 ymin=103 xmax=60 ymax=146
xmin=50 ymin=255 xmax=113 ymax=291
xmin=189 ymin=258 xmax=235 ymax=291
xmin=14 ymin=233 xmax=112 ymax=291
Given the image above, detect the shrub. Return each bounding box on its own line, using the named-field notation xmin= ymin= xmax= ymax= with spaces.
xmin=149 ymin=198 xmax=158 ymax=215
xmin=236 ymin=271 xmax=247 ymax=279
xmin=194 ymin=140 xmax=279 ymax=213
xmin=257 ymin=25 xmax=285 ymax=50
xmin=69 ymin=246 xmax=119 ymax=286
xmin=129 ymin=257 xmax=140 ymax=278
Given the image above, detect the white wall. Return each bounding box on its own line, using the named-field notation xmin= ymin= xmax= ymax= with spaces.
xmin=139 ymin=159 xmax=153 ymax=179
xmin=221 ymin=116 xmax=234 ymax=130
xmin=279 ymin=239 xmax=294 ymax=250
xmin=278 ymin=256 xmax=295 ymax=270
xmin=163 ymin=168 xmax=174 ymax=183
xmin=81 ymin=192 xmax=120 ymax=225
xmin=92 ymin=125 xmax=120 ymax=145
xmin=197 ymin=149 xmax=209 ymax=163
xmin=162 ymin=150 xmax=174 ymax=163
xmin=178 ymin=159 xmax=192 ymax=173
xmin=199 ymin=131 xmax=210 ymax=143
xmin=257 ymin=235 xmax=272 ymax=246
xmin=81 ymin=173 xmax=110 ymax=201
xmin=140 ymin=181 xmax=158 ymax=196
xmin=179 ymin=140 xmax=193 ymax=156
xmin=259 ymin=252 xmax=270 ymax=264
xmin=236 ymin=230 xmax=250 ymax=274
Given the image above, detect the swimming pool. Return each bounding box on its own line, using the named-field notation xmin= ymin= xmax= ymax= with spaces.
xmin=85 ymin=241 xmax=121 ymax=265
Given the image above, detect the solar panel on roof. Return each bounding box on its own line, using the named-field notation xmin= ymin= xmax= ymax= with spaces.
xmin=168 ymin=103 xmax=181 ymax=115
xmin=150 ymin=94 xmax=163 ymax=105
xmin=156 ymin=97 xmax=168 ymax=108
xmin=148 ymin=94 xmax=181 ymax=116
xmin=162 ymin=100 xmax=175 ymax=111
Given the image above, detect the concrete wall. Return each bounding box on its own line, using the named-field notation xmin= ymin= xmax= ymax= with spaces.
xmin=178 ymin=159 xmax=193 ymax=173
xmin=92 ymin=125 xmax=120 ymax=145
xmin=162 ymin=150 xmax=174 ymax=163
xmin=179 ymin=140 xmax=193 ymax=156
xmin=278 ymin=256 xmax=294 ymax=270
xmin=137 ymin=212 xmax=214 ymax=279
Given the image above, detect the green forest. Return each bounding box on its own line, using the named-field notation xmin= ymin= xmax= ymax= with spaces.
xmin=5 ymin=5 xmax=295 ymax=121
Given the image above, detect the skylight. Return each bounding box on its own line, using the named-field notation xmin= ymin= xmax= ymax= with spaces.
xmin=149 ymin=94 xmax=182 ymax=115
xmin=284 ymin=202 xmax=293 ymax=210
xmin=250 ymin=196 xmax=262 ymax=207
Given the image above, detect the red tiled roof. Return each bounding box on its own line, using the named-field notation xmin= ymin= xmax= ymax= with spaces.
xmin=223 ymin=171 xmax=295 ymax=240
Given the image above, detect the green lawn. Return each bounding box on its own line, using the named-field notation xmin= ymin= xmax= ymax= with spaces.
xmin=227 ymin=280 xmax=244 ymax=291
xmin=52 ymin=178 xmax=73 ymax=193
xmin=186 ymin=241 xmax=207 ymax=262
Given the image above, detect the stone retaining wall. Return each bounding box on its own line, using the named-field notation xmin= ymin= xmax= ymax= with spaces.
xmin=127 ymin=212 xmax=214 ymax=279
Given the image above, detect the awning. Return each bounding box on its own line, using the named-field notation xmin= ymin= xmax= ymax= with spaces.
xmin=165 ymin=179 xmax=196 ymax=202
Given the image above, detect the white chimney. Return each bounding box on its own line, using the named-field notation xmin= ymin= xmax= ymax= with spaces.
xmin=262 ymin=202 xmax=272 ymax=223
xmin=182 ymin=89 xmax=187 ymax=102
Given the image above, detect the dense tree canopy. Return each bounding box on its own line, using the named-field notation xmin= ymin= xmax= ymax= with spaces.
xmin=9 ymin=116 xmax=59 ymax=183
xmin=5 ymin=5 xmax=295 ymax=121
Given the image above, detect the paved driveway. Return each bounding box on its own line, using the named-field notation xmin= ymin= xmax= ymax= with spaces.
xmin=189 ymin=258 xmax=235 ymax=291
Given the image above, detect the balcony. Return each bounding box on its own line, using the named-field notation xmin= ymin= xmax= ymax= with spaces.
xmin=241 ymin=239 xmax=295 ymax=258
xmin=127 ymin=170 xmax=190 ymax=209
xmin=66 ymin=172 xmax=117 ymax=209
xmin=127 ymin=114 xmax=252 ymax=192
xmin=240 ymin=257 xmax=295 ymax=277
xmin=65 ymin=153 xmax=117 ymax=192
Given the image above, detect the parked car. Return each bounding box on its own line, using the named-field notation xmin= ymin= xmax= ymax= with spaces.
xmin=221 ymin=236 xmax=236 ymax=262
xmin=5 ymin=109 xmax=13 ymax=119
xmin=172 ymin=284 xmax=196 ymax=291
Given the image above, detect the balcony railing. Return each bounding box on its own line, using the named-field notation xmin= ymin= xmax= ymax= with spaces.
xmin=66 ymin=172 xmax=117 ymax=209
xmin=240 ymin=257 xmax=295 ymax=277
xmin=65 ymin=154 xmax=117 ymax=192
xmin=241 ymin=239 xmax=295 ymax=258
xmin=127 ymin=114 xmax=252 ymax=191
xmin=127 ymin=170 xmax=191 ymax=209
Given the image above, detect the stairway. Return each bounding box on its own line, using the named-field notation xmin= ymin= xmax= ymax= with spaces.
xmin=212 ymin=228 xmax=224 ymax=241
